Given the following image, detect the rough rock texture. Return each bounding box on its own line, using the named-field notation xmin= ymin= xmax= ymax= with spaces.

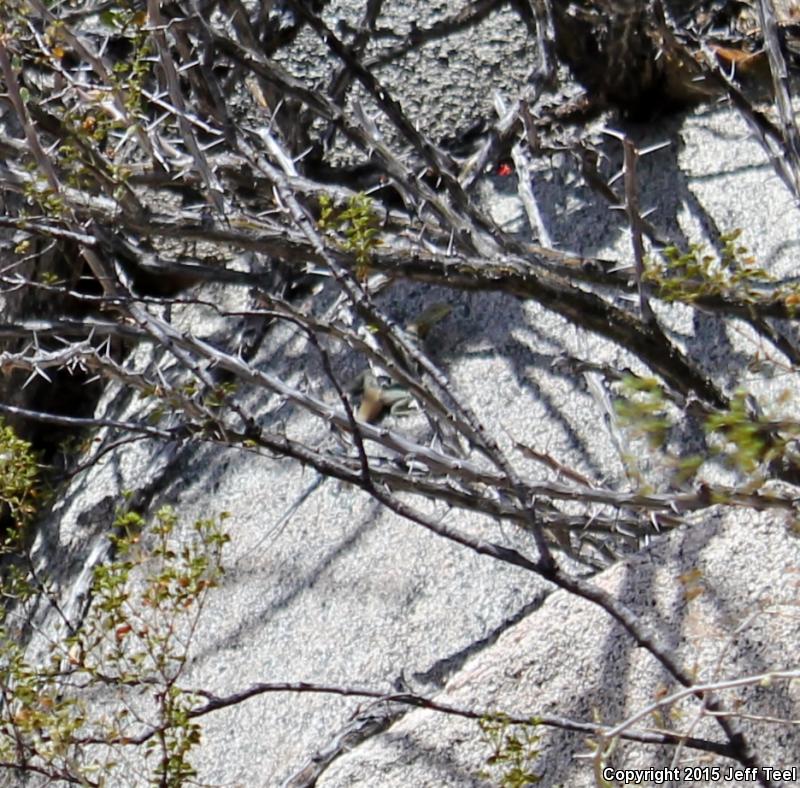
xmin=5 ymin=1 xmax=800 ymax=787
xmin=17 ymin=99 xmax=800 ymax=786
xmin=318 ymin=507 xmax=800 ymax=787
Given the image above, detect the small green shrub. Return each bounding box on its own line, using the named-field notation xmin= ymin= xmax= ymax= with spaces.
xmin=644 ymin=230 xmax=770 ymax=303
xmin=477 ymin=713 xmax=541 ymax=787
xmin=318 ymin=192 xmax=382 ymax=280
xmin=0 ymin=418 xmax=40 ymax=549
xmin=0 ymin=504 xmax=229 ymax=786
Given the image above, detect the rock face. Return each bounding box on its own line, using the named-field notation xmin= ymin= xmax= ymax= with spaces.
xmin=317 ymin=507 xmax=800 ymax=787
xmin=14 ymin=105 xmax=798 ymax=787
xmin=2 ymin=0 xmax=800 ymax=786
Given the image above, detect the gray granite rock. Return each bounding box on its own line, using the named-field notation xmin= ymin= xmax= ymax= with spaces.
xmin=7 ymin=3 xmax=800 ymax=787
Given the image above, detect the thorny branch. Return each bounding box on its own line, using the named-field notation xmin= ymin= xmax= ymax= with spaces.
xmin=0 ymin=0 xmax=798 ymax=784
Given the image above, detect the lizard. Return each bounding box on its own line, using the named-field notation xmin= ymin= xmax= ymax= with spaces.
xmin=347 ymin=370 xmax=417 ymax=423
xmin=347 ymin=301 xmax=453 ymax=424
xmin=251 ymin=301 xmax=453 ymax=557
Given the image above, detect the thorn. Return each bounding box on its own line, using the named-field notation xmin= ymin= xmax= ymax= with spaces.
xmin=638 ymin=140 xmax=671 ymax=157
